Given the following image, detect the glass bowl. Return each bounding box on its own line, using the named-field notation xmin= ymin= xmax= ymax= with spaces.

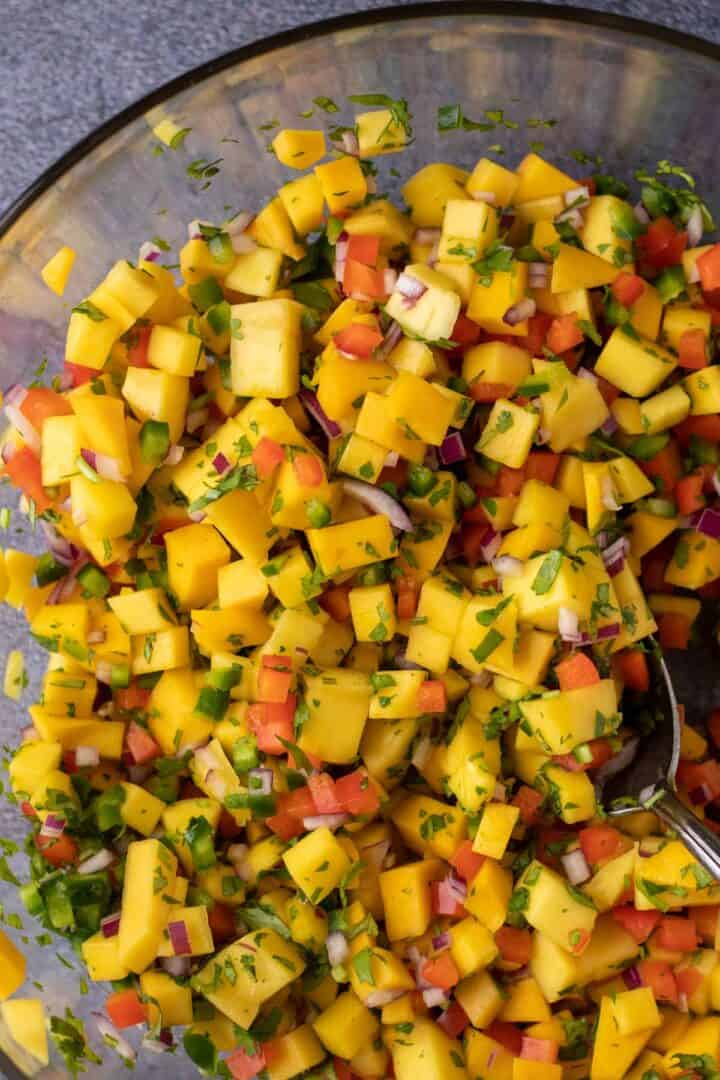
xmin=1 ymin=4 xmax=719 ymax=1075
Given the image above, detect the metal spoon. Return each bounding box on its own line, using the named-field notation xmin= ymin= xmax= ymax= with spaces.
xmin=599 ymin=641 xmax=720 ymax=878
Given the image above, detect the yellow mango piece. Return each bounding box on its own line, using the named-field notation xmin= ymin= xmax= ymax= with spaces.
xmin=389 ymin=1016 xmax=467 ymax=1080
xmin=0 ymin=999 xmax=48 ymax=1066
xmin=313 ymin=990 xmax=378 ymax=1060
xmin=272 ymin=128 xmax=326 ymax=169
xmin=466 ymin=157 xmax=519 ymax=206
xmin=117 ymin=838 xmax=177 ymax=973
xmin=356 ymin=108 xmax=409 ymax=156
xmin=402 ymin=163 xmax=470 ymax=227
xmin=468 ymin=261 xmax=529 ymax=336
xmin=393 ymin=793 xmax=466 ymax=860
xmin=385 ymin=263 xmax=461 ymax=343
xmin=596 ymin=326 xmax=677 ymax=397
xmin=514 ymin=153 xmax=578 ymax=202
xmin=230 ymin=298 xmax=301 ymax=398
xmin=283 ymin=827 xmax=351 ymax=903
xmin=551 ymin=242 xmax=620 ymax=292
xmin=315 ymin=155 xmax=367 ymax=214
xmin=439 ymin=198 xmax=497 ymax=263
xmin=165 ymin=522 xmax=230 ymax=609
xmin=40 ymin=245 xmax=76 ymax=295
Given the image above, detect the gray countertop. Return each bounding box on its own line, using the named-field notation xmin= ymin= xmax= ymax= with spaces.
xmin=1 ymin=0 xmax=719 ymax=214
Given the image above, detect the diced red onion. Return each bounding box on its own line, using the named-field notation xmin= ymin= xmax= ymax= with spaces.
xmin=169 ymin=920 xmax=192 ymax=956
xmin=365 ymin=989 xmax=406 ymax=1008
xmin=95 ymin=660 xmax=113 ymax=685
xmin=492 ymin=555 xmax=524 ymax=578
xmin=340 ymin=131 xmax=360 ymax=156
xmin=689 ymin=783 xmax=714 ymax=806
xmin=248 ymin=767 xmax=273 ymax=796
xmin=341 ymin=479 xmax=413 ymax=531
xmin=622 ymin=966 xmax=642 ymax=990
xmin=4 ymin=385 xmax=27 ymax=408
xmin=21 ymin=725 xmax=39 ymax=742
xmin=142 ymin=1034 xmax=174 ymax=1054
xmin=633 ymin=202 xmax=651 ymax=225
xmin=373 ymin=321 xmax=404 ymax=363
xmin=87 ymin=628 xmax=107 ymax=645
xmin=74 ymin=746 xmax=100 ymax=768
xmin=504 ymin=298 xmax=536 ymax=326
xmin=561 ymin=847 xmax=591 ymax=885
xmin=577 ymin=368 xmax=598 ymax=385
xmin=95 ymin=1015 xmax=136 ymax=1062
xmin=230 ymin=232 xmax=257 ymax=255
xmin=601 ymin=536 xmax=628 ymax=578
xmin=396 ymin=273 xmax=427 ymax=302
xmin=163 ymin=444 xmax=185 ymax=467
xmin=212 ymin=452 xmax=230 ymax=475
xmin=205 ymin=769 xmax=229 ymax=803
xmin=564 ymin=186 xmax=591 ymax=209
xmin=138 ymin=241 xmax=163 ymax=263
xmin=559 ymin=606 xmax=580 ymax=642
xmin=40 ymin=813 xmax=66 ymax=840
xmin=100 ymin=912 xmax=121 ymax=938
xmin=432 ymin=931 xmax=451 ymax=952
xmin=187 ymin=218 xmax=212 ymax=241
xmin=528 ymin=263 xmax=549 ymax=288
xmin=555 ymin=206 xmax=584 ymax=230
xmin=439 ymin=432 xmax=466 ymax=465
xmin=326 ymin=930 xmax=349 ymax=967
xmin=413 ymin=228 xmax=442 ymax=245
xmin=536 ymin=426 xmax=551 ymax=446
xmin=594 ymin=737 xmax=639 ymax=789
xmin=412 ymin=736 xmax=432 ymax=771
xmin=470 ymin=670 xmax=493 ymax=688
xmin=687 ymin=259 xmax=701 ymax=285
xmin=363 ymin=839 xmax=391 ymax=870
xmin=394 ymin=651 xmax=425 ymax=672
xmin=228 ymin=843 xmax=249 ymax=866
xmin=678 ymin=992 xmax=689 ymax=1014
xmin=298 ymin=388 xmax=342 ymax=439
xmin=383 ymin=268 xmax=397 ymax=295
xmin=186 ymin=409 xmax=208 ymax=434
xmin=334 ymin=237 xmax=349 ymax=284
xmin=686 ymin=206 xmax=704 ymax=248
xmin=695 ymin=508 xmax=720 ymax=539
xmin=600 ymin=414 xmax=619 ymax=437
xmin=4 ymin=401 xmax=40 ymax=455
xmin=447 ymin=871 xmax=467 ymax=902
xmin=470 ymin=190 xmax=497 ymax=205
xmin=493 ymin=782 xmax=507 ymax=803
xmin=384 ymin=451 xmax=399 ymax=468
xmin=225 ymin=210 xmax=254 ymax=236
xmin=596 ymin=622 xmax=620 ymax=640
xmin=188 ymin=509 xmax=206 ymax=523
xmin=302 ymin=813 xmax=349 ymax=831
xmin=424 ymin=446 xmax=440 ymax=472
xmin=427 ymin=238 xmax=440 ymax=267
xmin=78 ymin=848 xmax=114 ymax=875
xmin=480 ymin=528 xmax=501 ymax=563
xmin=160 ymin=955 xmax=192 ymax=978
xmin=422 ymin=987 xmax=450 ymax=1009
xmin=1 ymin=441 xmax=16 ymax=464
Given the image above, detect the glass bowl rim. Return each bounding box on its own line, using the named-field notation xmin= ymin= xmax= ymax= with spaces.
xmin=1 ymin=0 xmax=720 ymax=239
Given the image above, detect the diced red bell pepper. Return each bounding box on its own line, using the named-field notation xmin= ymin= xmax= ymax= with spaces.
xmin=431 ymin=878 xmax=466 ymax=918
xmin=657 ymin=917 xmax=698 ymax=952
xmin=319 ymin=585 xmax=352 ymax=622
xmin=217 ymin=809 xmax=243 ymax=841
xmin=676 ymin=470 xmax=706 ymax=515
xmin=461 ymin=523 xmax=489 ymax=567
xmin=636 ymin=217 xmax=687 ymax=269
xmin=126 ymin=720 xmax=162 ymax=765
xmin=4 ymin=446 xmax=52 ymax=512
xmin=697 ymin=243 xmax=720 ymax=292
xmin=346 ymin=234 xmax=380 ymax=267
xmin=595 ymin=375 xmax=620 ymax=406
xmin=555 ymin=652 xmax=600 ymax=691
xmin=437 ymin=1002 xmax=470 ymax=1038
xmin=293 ymin=453 xmax=324 ymax=487
xmin=678 ymin=328 xmax=709 ymax=370
xmin=105 ymin=988 xmax=147 ymax=1029
xmin=262 ymin=654 xmax=291 ymax=670
xmin=495 ymin=926 xmax=532 ymax=966
xmin=334 ymin=768 xmax=381 ymax=816
xmin=708 ymin=709 xmax=720 ymax=750
xmin=512 ymin=785 xmax=543 ymax=825
xmin=126 ymin=324 xmax=152 ymax=367
xmin=579 ymin=825 xmax=626 ymax=865
xmin=546 ymin=313 xmax=583 ymax=354
xmin=524 ymin=451 xmax=560 ymax=485
xmin=227 ymin=1045 xmax=268 ymax=1080
xmin=676 ymin=966 xmax=705 ymax=998
xmin=251 ymin=436 xmax=284 ymax=479
xmin=343 ymin=259 xmax=386 ymax=298
xmin=308 ymin=772 xmax=343 ymax=814
xmin=637 ymin=959 xmax=678 ymax=1004
xmin=614 ymin=649 xmax=650 ymax=693
xmin=115 ymin=684 xmax=152 ymax=712
xmin=334 ymin=323 xmax=384 ymax=358
xmin=417 ymin=680 xmax=447 ymax=714
xmin=611 ymin=905 xmax=662 ymax=943
xmin=690 ymin=904 xmax=719 ymax=943
xmin=257 ymin=665 xmax=292 ymax=705
xmin=20 ymin=801 xmax=36 ymax=819
xmin=611 ymin=272 xmax=645 ymax=307
xmin=468 ymin=380 xmax=514 ymax=403
xmin=485 ymin=1021 xmax=523 ymax=1057
xmin=450 ymin=311 xmax=483 ymax=349
xmin=266 ymin=812 xmax=304 ymax=841
xmin=207 ymin=902 xmax=237 ymax=945
xmin=248 ymin=695 xmax=296 ymax=755
xmin=641 ymin=440 xmax=682 ymax=494
xmin=421 ymin=952 xmax=460 ymax=989
xmin=552 ymin=738 xmax=614 ymax=774
xmin=519 ymin=312 xmax=553 ymax=357
xmin=520 ymin=1036 xmax=559 ymax=1063
xmin=20 ymin=387 xmax=72 ymax=431
xmin=276 ymin=785 xmax=317 ymax=821
xmin=657 ymin=611 xmax=692 ymax=651
xmin=677 ymin=759 xmax=720 ymax=801
xmin=450 ymin=840 xmax=485 ymax=884
xmin=63 ymin=361 xmax=95 ymax=387
xmin=63 ymin=750 xmax=79 ymax=774
xmin=396 ymin=576 xmax=419 ymax=619
xmin=332 ymin=1059 xmax=357 ymax=1080
xmin=674 ymin=414 xmax=720 ymax=446
xmin=497 ymin=466 xmax=526 ymax=496
xmin=34 ymin=831 xmax=78 ymax=868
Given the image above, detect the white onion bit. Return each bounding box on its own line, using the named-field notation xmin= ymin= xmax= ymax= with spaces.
xmin=562 ymin=847 xmax=591 ymax=885
xmin=686 ymin=205 xmax=704 ymax=248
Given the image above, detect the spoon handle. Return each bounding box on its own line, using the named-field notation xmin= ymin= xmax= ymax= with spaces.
xmin=653 ymin=788 xmax=720 ymax=881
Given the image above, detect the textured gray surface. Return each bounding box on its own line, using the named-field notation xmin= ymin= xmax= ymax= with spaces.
xmin=1 ymin=0 xmax=719 ymax=215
